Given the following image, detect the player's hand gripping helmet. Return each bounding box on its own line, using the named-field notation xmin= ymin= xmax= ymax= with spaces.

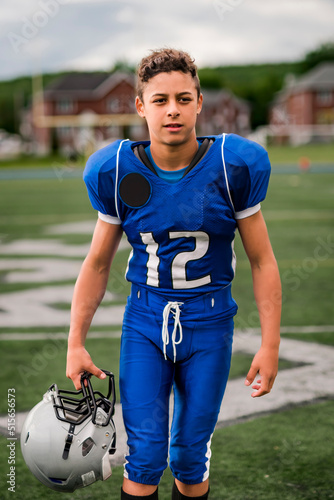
xmin=20 ymin=370 xmax=116 ymax=492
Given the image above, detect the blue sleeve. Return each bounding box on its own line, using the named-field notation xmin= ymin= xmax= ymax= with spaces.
xmin=223 ymin=134 xmax=271 ymax=219
xmin=83 ymin=140 xmax=122 ymax=220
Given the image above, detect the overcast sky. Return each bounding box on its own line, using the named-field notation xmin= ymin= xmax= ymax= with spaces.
xmin=1 ymin=0 xmax=333 ymax=81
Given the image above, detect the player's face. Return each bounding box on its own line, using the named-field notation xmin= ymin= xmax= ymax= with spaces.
xmin=136 ymin=71 xmax=202 ymax=148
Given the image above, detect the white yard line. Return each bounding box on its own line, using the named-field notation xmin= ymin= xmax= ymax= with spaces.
xmin=0 ymin=236 xmax=130 ymax=257
xmin=0 ymin=325 xmax=333 ymax=341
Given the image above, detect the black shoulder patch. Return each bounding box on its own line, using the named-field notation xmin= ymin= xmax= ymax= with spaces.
xmin=118 ymin=172 xmax=152 ymax=208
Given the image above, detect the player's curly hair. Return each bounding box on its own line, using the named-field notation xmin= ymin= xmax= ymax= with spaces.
xmin=136 ymin=48 xmax=201 ymax=101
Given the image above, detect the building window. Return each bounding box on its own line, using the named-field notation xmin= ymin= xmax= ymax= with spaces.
xmin=126 ymin=96 xmax=135 ymax=112
xmin=107 ymin=98 xmax=121 ymax=113
xmin=316 ymin=91 xmax=332 ymax=106
xmin=57 ymin=127 xmax=72 ymax=138
xmin=107 ymin=95 xmax=135 ymax=113
xmin=56 ymin=99 xmax=75 ymax=113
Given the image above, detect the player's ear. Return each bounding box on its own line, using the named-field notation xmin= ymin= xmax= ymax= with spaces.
xmin=135 ymin=96 xmax=145 ymax=118
xmin=196 ymin=93 xmax=203 ymax=116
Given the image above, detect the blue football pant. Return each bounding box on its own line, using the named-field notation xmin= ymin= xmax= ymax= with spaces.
xmin=119 ymin=285 xmax=235 ymax=486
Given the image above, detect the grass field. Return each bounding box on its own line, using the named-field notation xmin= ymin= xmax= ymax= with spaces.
xmin=0 ymin=149 xmax=333 ymax=499
xmin=266 ymin=142 xmax=334 ymax=164
xmin=0 ymin=141 xmax=333 ymax=168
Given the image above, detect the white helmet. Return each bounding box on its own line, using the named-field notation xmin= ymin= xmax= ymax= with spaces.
xmin=20 ymin=370 xmax=116 ymax=493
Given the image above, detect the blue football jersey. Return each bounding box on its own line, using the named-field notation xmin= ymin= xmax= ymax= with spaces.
xmin=83 ymin=133 xmax=271 ymax=302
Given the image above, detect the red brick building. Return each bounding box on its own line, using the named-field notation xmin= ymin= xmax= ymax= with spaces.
xmin=22 ymin=71 xmax=250 ymax=155
xmin=198 ymin=89 xmax=250 ymax=137
xmin=269 ymin=62 xmax=334 ymax=144
xmin=22 ymin=72 xmax=146 ymax=156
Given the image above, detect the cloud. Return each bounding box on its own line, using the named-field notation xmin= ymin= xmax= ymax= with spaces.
xmin=0 ymin=0 xmax=333 ymax=80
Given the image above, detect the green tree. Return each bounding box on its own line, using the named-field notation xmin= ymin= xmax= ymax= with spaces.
xmin=301 ymin=41 xmax=334 ymax=72
xmin=198 ymin=68 xmax=224 ymax=89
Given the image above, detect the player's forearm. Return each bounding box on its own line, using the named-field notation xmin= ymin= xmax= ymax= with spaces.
xmin=68 ymin=256 xmax=110 ymax=348
xmin=251 ymin=258 xmax=281 ymax=349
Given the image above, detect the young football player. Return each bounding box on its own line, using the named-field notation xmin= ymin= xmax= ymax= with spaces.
xmin=66 ymin=48 xmax=281 ymax=500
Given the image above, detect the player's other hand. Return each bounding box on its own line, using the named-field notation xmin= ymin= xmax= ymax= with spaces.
xmin=244 ymin=346 xmax=279 ymax=398
xmin=66 ymin=345 xmax=106 ymax=390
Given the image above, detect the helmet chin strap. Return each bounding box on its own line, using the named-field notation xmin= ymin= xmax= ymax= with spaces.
xmin=62 ymin=423 xmax=75 ymax=460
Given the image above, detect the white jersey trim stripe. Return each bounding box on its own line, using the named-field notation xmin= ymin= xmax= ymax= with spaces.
xmin=115 ymin=139 xmax=129 ymax=220
xmin=98 ymin=212 xmax=122 ymax=225
xmin=202 ymin=433 xmax=213 ymax=482
xmin=221 ymin=135 xmax=261 ymax=221
xmin=221 ymin=133 xmax=235 ymax=212
xmin=235 ymin=203 xmax=261 ymax=220
xmin=231 ymin=238 xmax=236 ymax=275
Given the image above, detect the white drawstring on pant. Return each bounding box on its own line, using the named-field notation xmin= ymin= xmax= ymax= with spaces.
xmin=162 ymin=302 xmax=183 ymax=363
